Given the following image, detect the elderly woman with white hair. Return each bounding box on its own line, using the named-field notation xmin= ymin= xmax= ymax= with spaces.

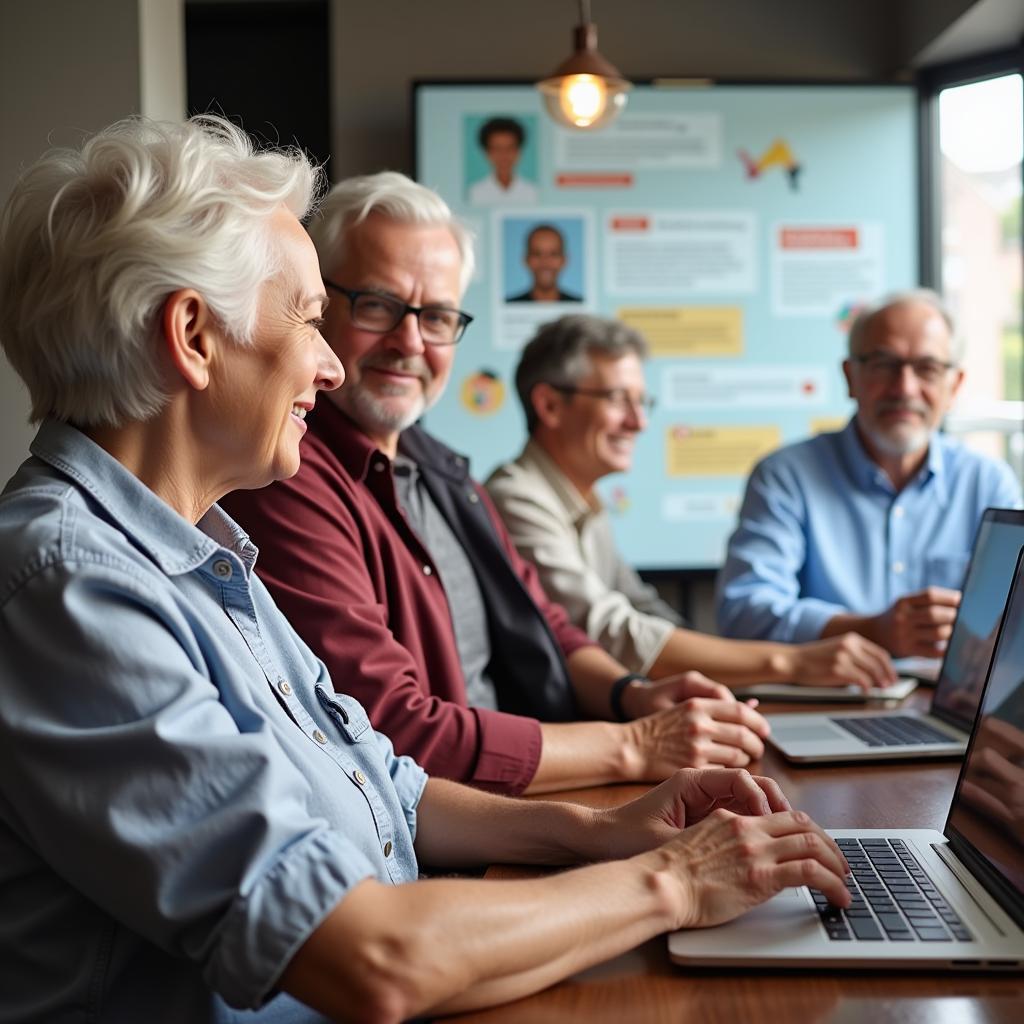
xmin=0 ymin=117 xmax=850 ymax=1023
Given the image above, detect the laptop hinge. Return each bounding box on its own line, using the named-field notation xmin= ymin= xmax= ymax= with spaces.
xmin=933 ymin=843 xmax=1008 ymax=937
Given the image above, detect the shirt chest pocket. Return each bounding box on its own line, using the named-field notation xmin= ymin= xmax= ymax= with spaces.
xmin=315 ymin=685 xmax=372 ymax=744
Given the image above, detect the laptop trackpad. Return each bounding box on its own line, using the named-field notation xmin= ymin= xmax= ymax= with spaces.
xmin=670 ymin=887 xmax=817 ymax=955
xmin=771 ymin=721 xmax=849 ymax=744
xmin=740 ymin=887 xmax=808 ymax=918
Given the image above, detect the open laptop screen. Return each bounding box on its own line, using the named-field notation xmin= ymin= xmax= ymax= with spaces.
xmin=946 ymin=548 xmax=1024 ymax=910
xmin=931 ymin=509 xmax=1024 ymax=730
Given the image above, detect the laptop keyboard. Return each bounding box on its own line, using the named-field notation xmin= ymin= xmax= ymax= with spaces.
xmin=810 ymin=838 xmax=973 ymax=942
xmin=830 ymin=715 xmax=952 ymax=747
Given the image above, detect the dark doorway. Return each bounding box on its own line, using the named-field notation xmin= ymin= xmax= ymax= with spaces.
xmin=186 ymin=1 xmax=330 ymax=170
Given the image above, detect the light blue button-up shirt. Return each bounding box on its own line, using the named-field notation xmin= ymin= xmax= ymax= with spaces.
xmin=0 ymin=420 xmax=427 ymax=1023
xmin=715 ymin=419 xmax=1023 ymax=643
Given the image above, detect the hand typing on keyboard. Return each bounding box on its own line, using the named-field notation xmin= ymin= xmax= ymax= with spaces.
xmin=812 ymin=838 xmax=972 ymax=942
xmin=660 ymin=806 xmax=851 ymax=929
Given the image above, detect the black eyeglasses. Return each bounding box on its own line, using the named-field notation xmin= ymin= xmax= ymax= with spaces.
xmin=549 ymin=383 xmax=656 ymax=413
xmin=323 ymin=280 xmax=473 ymax=346
xmin=852 ymin=353 xmax=958 ymax=386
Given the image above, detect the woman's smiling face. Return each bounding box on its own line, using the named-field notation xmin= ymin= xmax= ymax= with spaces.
xmin=209 ymin=208 xmax=344 ymax=490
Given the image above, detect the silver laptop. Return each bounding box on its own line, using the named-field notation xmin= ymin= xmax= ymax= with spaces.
xmin=669 ymin=547 xmax=1024 ymax=969
xmin=766 ymin=508 xmax=1024 ymax=763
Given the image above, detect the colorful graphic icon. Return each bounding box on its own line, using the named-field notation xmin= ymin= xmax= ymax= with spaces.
xmin=461 ymin=369 xmax=505 ymax=415
xmin=836 ymin=300 xmax=867 ymax=333
xmin=738 ymin=139 xmax=802 ymax=191
xmin=608 ymin=486 xmax=630 ymax=516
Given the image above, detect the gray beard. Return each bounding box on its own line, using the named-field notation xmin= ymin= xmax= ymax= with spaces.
xmin=860 ymin=418 xmax=932 ymax=457
xmin=339 ymin=381 xmax=429 ymax=437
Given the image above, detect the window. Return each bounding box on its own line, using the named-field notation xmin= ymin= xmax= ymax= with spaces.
xmin=924 ymin=54 xmax=1023 ymax=481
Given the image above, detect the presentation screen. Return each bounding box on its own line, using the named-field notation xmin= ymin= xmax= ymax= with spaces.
xmin=414 ymin=81 xmax=918 ymax=570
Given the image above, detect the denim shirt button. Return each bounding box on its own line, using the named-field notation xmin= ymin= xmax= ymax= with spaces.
xmin=312 ymin=729 xmax=327 ymax=745
xmin=383 ymin=840 xmax=393 ymax=857
xmin=353 ymin=769 xmax=367 ymax=785
xmin=278 ymin=680 xmax=292 ymax=696
xmin=212 ymin=559 xmax=233 ymax=580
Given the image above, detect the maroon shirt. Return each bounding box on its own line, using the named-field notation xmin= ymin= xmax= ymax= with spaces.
xmin=222 ymin=401 xmax=594 ymax=794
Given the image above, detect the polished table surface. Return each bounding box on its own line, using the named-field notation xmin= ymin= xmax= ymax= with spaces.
xmin=448 ymin=688 xmax=1024 ymax=1023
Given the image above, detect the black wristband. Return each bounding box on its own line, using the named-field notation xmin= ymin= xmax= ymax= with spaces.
xmin=609 ymin=673 xmax=648 ymax=722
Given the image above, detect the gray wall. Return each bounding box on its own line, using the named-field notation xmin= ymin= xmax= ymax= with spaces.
xmin=0 ymin=0 xmax=184 ymax=485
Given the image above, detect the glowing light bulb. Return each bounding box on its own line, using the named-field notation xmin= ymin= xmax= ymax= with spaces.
xmin=562 ymin=74 xmax=607 ymax=127
xmin=536 ymin=21 xmax=631 ymax=131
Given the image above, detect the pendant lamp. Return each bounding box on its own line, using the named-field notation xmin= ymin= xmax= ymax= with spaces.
xmin=537 ymin=0 xmax=631 ymax=130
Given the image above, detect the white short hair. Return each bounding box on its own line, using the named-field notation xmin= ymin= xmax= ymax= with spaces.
xmin=0 ymin=115 xmax=323 ymax=427
xmin=307 ymin=171 xmax=475 ymax=294
xmin=847 ymin=288 xmax=964 ymax=364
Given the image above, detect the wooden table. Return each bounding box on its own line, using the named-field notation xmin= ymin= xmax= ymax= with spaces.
xmin=449 ymin=689 xmax=1024 ymax=1023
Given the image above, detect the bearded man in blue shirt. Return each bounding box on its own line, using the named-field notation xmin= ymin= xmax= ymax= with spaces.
xmin=717 ymin=290 xmax=1022 ymax=658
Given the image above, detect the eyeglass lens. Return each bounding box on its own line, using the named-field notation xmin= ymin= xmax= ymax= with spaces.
xmin=860 ymin=354 xmax=952 ymax=384
xmin=352 ymin=293 xmax=464 ymax=344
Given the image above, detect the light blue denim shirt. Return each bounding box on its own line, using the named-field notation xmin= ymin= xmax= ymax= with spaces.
xmin=0 ymin=419 xmax=427 ymax=1023
xmin=715 ymin=419 xmax=1024 ymax=642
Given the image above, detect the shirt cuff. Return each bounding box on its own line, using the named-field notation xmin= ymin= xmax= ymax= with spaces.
xmin=634 ymin=616 xmax=678 ymax=676
xmin=387 ymin=746 xmax=429 ymax=842
xmin=206 ymin=828 xmax=377 ymax=1010
xmin=471 ymin=709 xmax=543 ymax=795
xmin=779 ymin=599 xmax=848 ymax=643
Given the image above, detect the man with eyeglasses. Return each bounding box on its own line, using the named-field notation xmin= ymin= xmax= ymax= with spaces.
xmin=487 ymin=314 xmax=897 ymax=691
xmin=223 ymin=172 xmax=771 ymax=796
xmin=717 ymin=289 xmax=1022 ymax=658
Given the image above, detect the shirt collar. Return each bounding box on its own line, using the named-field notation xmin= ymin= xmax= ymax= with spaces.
xmin=29 ymin=418 xmax=253 ymax=576
xmin=522 ymin=438 xmax=600 ymax=524
xmin=838 ymin=415 xmax=947 ymax=500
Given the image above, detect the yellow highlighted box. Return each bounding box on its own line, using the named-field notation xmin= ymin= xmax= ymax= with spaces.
xmin=666 ymin=425 xmax=781 ymax=477
xmin=809 ymin=416 xmax=847 ymax=436
xmin=617 ymin=306 xmax=743 ymax=357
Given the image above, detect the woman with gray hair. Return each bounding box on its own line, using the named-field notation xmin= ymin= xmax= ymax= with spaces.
xmin=0 ymin=117 xmax=849 ymax=1023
